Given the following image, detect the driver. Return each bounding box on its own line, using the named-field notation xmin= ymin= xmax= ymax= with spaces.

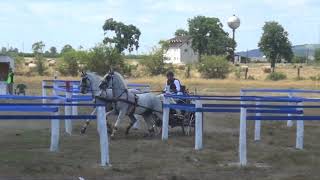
xmin=165 ymin=71 xmax=183 ymax=95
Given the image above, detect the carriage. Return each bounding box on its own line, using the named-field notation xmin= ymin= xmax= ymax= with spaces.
xmin=152 ymin=88 xmax=195 ymax=136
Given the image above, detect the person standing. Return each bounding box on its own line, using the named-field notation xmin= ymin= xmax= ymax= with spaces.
xmin=6 ymin=68 xmax=14 ymax=95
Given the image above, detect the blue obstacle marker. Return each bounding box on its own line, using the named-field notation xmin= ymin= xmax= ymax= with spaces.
xmin=0 ymin=103 xmax=105 ymax=107
xmin=0 ymin=115 xmax=97 ymax=120
xmin=242 ymin=88 xmax=320 ymax=94
xmin=0 ymin=106 xmax=58 ymax=112
xmin=0 ymin=95 xmax=57 ymax=100
xmin=247 ymin=115 xmax=320 ymax=121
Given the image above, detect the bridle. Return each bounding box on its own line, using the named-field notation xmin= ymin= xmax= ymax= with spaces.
xmin=99 ymin=72 xmax=128 ymax=100
xmin=80 ymin=74 xmax=100 ymax=99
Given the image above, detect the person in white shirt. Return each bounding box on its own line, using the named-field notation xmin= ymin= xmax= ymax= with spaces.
xmin=165 ymin=71 xmax=183 ymax=95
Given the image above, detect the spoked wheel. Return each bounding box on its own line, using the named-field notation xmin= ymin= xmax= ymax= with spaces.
xmin=151 ymin=114 xmax=162 ymax=136
xmin=185 ymin=112 xmax=195 ymax=136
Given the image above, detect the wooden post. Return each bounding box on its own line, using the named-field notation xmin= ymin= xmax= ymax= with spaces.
xmin=195 ymin=100 xmax=203 ymax=150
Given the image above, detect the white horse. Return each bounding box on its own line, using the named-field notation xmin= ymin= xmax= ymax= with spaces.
xmin=79 ymin=72 xmax=144 ymax=134
xmin=98 ymin=71 xmax=163 ymax=137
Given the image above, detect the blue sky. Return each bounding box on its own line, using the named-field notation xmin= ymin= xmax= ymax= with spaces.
xmin=1 ymin=0 xmax=320 ymax=54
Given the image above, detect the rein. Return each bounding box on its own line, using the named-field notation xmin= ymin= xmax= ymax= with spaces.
xmin=95 ymin=96 xmax=163 ymax=113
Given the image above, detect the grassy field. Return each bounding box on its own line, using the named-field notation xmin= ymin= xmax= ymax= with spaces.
xmin=2 ymin=70 xmax=320 ymax=179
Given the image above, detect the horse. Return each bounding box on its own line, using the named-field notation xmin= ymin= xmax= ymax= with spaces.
xmin=79 ymin=72 xmax=147 ymax=135
xmin=98 ymin=71 xmax=163 ymax=137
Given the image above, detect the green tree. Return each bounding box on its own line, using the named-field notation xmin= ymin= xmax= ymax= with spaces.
xmin=188 ymin=16 xmax=233 ymax=59
xmin=1 ymin=47 xmax=7 ymax=54
xmin=159 ymin=40 xmax=170 ymax=51
xmin=32 ymin=41 xmax=47 ymax=75
xmin=81 ymin=44 xmax=126 ymax=75
xmin=140 ymin=48 xmax=166 ymax=76
xmin=175 ymin=29 xmax=189 ymax=36
xmin=102 ymin=18 xmax=141 ymax=53
xmin=198 ymin=56 xmax=230 ymax=79
xmin=32 ymin=41 xmax=45 ymax=55
xmin=61 ymin=44 xmax=74 ymax=54
xmin=49 ymin=46 xmax=58 ymax=57
xmin=258 ymin=21 xmax=293 ymax=72
xmin=58 ymin=51 xmax=81 ymax=76
xmin=314 ymin=48 xmax=320 ymax=62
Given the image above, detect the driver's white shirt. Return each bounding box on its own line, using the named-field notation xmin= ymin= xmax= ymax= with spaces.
xmin=164 ymin=80 xmax=182 ymax=95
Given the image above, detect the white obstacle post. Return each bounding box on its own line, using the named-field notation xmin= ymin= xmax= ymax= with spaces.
xmin=195 ymin=100 xmax=203 ymax=150
xmin=287 ymin=92 xmax=294 ymax=127
xmin=50 ymin=86 xmax=60 ymax=152
xmin=72 ymin=84 xmax=78 ymax=124
xmin=296 ymin=102 xmax=304 ymax=149
xmin=162 ymin=86 xmax=170 ymax=141
xmin=239 ymin=91 xmax=247 ymax=166
xmin=97 ymin=106 xmax=110 ymax=166
xmin=42 ymin=81 xmax=47 ymax=103
xmin=64 ymin=84 xmax=72 ymax=135
xmin=254 ymin=101 xmax=261 ymax=141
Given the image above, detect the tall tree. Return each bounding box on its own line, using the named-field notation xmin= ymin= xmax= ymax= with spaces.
xmin=61 ymin=44 xmax=74 ymax=54
xmin=258 ymin=21 xmax=293 ymax=72
xmin=314 ymin=48 xmax=320 ymax=62
xmin=49 ymin=46 xmax=58 ymax=56
xmin=175 ymin=29 xmax=188 ymax=37
xmin=102 ymin=18 xmax=141 ymax=53
xmin=32 ymin=41 xmax=45 ymax=54
xmin=188 ymin=16 xmax=233 ymax=59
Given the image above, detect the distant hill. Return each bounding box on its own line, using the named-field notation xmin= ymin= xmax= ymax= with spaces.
xmin=237 ymin=44 xmax=320 ymax=58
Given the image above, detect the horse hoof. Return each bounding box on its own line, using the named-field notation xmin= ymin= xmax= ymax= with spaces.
xmin=80 ymin=128 xmax=86 ymax=134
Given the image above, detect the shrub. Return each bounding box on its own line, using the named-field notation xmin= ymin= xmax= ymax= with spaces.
xmin=247 ymin=75 xmax=255 ymax=80
xmin=234 ymin=68 xmax=241 ymax=79
xmin=310 ymin=75 xmax=320 ymax=81
xmin=185 ymin=64 xmax=191 ymax=78
xmin=198 ymin=56 xmax=230 ymax=79
xmin=35 ymin=55 xmax=47 ymax=76
xmin=266 ymin=72 xmax=287 ymax=81
xmin=140 ymin=48 xmax=166 ymax=76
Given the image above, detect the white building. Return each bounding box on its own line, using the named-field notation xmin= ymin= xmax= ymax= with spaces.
xmin=163 ymin=36 xmax=199 ymax=64
xmin=0 ymin=55 xmax=14 ymax=95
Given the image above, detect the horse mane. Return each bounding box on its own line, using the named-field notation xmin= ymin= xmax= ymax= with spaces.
xmin=113 ymin=71 xmax=128 ymax=89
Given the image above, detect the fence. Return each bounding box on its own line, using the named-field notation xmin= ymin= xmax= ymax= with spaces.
xmin=162 ymin=89 xmax=320 ymax=166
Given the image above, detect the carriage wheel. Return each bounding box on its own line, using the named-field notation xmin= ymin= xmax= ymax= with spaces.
xmin=151 ymin=114 xmax=162 ymax=136
xmin=185 ymin=112 xmax=195 ymax=136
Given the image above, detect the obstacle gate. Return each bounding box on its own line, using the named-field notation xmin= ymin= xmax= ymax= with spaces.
xmin=162 ymin=88 xmax=320 ymax=166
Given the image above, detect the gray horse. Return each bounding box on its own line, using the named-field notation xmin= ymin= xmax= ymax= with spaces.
xmin=79 ymin=72 xmax=150 ymax=135
xmin=98 ymin=71 xmax=163 ymax=137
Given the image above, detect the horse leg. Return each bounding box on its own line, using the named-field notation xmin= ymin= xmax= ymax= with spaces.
xmin=142 ymin=113 xmax=158 ymax=137
xmin=125 ymin=114 xmax=137 ymax=135
xmin=111 ymin=110 xmax=126 ymax=137
xmin=80 ymin=108 xmax=97 ymax=134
